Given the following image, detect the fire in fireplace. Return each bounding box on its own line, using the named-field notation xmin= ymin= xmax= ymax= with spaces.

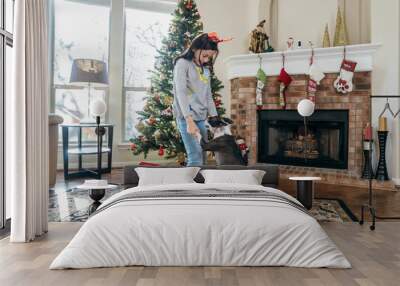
xmin=258 ymin=110 xmax=349 ymax=169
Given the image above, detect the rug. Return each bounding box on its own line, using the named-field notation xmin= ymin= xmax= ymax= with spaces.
xmin=48 ymin=188 xmax=357 ymax=223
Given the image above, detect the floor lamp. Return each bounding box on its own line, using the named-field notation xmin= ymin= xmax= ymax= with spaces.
xmin=297 ymin=99 xmax=316 ymax=158
xmin=90 ymin=99 xmax=107 ymax=179
xmin=70 ymin=59 xmax=109 ymax=123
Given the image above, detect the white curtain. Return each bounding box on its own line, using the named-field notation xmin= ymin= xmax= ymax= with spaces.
xmin=8 ymin=0 xmax=49 ymax=242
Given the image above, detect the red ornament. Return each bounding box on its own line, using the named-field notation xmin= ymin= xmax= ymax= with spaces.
xmin=148 ymin=117 xmax=156 ymax=125
xmin=214 ymin=99 xmax=221 ymax=107
xmin=130 ymin=143 xmax=137 ymax=151
xmin=238 ymin=143 xmax=247 ymax=151
xmin=158 ymin=146 xmax=165 ymax=156
xmin=186 ymin=0 xmax=193 ymax=9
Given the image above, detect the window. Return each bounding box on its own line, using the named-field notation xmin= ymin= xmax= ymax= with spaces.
xmin=1 ymin=0 xmax=14 ymax=230
xmin=50 ymin=0 xmax=175 ymax=146
xmin=123 ymin=1 xmax=172 ymax=141
xmin=5 ymin=0 xmax=13 ymax=33
xmin=52 ymin=0 xmax=110 ymax=142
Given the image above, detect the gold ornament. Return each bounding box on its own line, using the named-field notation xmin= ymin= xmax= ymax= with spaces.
xmin=163 ymin=96 xmax=173 ymax=106
xmin=136 ymin=121 xmax=146 ymax=132
xmin=177 ymin=152 xmax=186 ymax=165
xmin=322 ymin=24 xmax=331 ymax=48
xmin=333 ymin=7 xmax=348 ymax=46
xmin=154 ymin=130 xmax=161 ymax=141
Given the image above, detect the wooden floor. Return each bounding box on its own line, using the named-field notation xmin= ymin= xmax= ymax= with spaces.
xmin=1 ymin=222 xmax=400 ymax=286
xmin=1 ymin=169 xmax=400 ymax=285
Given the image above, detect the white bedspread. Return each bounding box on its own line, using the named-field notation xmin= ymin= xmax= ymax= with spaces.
xmin=50 ymin=183 xmax=351 ymax=269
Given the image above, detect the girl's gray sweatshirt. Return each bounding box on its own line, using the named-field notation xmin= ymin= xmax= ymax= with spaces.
xmin=173 ymin=58 xmax=218 ymax=121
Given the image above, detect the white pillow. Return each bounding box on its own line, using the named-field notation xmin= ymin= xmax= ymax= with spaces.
xmin=200 ymin=169 xmax=266 ymax=185
xmin=135 ymin=167 xmax=200 ymax=186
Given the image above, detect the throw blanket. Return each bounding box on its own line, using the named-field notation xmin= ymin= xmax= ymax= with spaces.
xmin=93 ymin=189 xmax=309 ymax=217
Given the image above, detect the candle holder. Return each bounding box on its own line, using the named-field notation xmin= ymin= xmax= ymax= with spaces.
xmin=375 ymin=131 xmax=389 ymax=181
xmin=361 ymin=140 xmax=374 ymax=179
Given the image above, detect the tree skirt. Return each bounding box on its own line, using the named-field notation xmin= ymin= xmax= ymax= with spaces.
xmin=48 ymin=188 xmax=357 ymax=223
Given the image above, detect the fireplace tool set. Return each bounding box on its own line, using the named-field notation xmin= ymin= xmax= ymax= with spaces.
xmin=360 ymin=95 xmax=400 ymax=230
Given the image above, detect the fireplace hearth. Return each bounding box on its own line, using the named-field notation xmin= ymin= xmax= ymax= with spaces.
xmin=258 ymin=110 xmax=349 ymax=169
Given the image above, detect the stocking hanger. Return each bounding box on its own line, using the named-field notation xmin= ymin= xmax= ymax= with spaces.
xmin=281 ymin=52 xmax=286 ymax=68
xmin=257 ymin=53 xmax=262 ymax=69
xmin=379 ymin=98 xmax=395 ymax=117
xmin=343 ymin=45 xmax=347 ymax=60
xmin=309 ymin=41 xmax=315 ymax=65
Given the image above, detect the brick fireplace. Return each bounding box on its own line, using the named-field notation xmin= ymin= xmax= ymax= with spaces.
xmin=227 ymin=44 xmax=393 ymax=189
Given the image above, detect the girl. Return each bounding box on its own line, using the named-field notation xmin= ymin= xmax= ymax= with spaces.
xmin=173 ymin=32 xmax=227 ymax=166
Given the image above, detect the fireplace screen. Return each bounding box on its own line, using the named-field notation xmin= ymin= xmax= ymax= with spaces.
xmin=258 ymin=110 xmax=349 ymax=169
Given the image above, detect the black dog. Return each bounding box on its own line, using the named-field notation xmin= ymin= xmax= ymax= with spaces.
xmin=201 ymin=117 xmax=247 ymax=166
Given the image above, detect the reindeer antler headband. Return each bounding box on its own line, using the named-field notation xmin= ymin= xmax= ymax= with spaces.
xmin=207 ymin=32 xmax=233 ymax=43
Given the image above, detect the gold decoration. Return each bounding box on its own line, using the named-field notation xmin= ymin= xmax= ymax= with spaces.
xmin=322 ymin=24 xmax=331 ymax=48
xmin=177 ymin=152 xmax=186 ymax=165
xmin=154 ymin=130 xmax=161 ymax=141
xmin=163 ymin=96 xmax=173 ymax=106
xmin=333 ymin=7 xmax=348 ymax=46
xmin=136 ymin=121 xmax=145 ymax=133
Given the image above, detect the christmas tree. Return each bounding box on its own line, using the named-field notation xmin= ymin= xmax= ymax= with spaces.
xmin=129 ymin=0 xmax=225 ymax=163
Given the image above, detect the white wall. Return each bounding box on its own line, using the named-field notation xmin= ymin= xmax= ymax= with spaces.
xmin=197 ymin=0 xmax=261 ymax=116
xmin=276 ymin=0 xmax=339 ymax=50
xmin=274 ymin=0 xmax=370 ymax=50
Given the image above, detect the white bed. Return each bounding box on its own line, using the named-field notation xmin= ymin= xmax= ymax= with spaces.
xmin=50 ymin=183 xmax=351 ymax=269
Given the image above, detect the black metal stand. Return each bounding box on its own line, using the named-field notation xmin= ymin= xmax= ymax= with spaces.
xmin=375 ymin=131 xmax=389 ymax=181
xmin=88 ymin=189 xmax=106 ymax=215
xmin=296 ymin=181 xmax=313 ymax=210
xmin=62 ymin=123 xmax=113 ymax=180
xmin=361 ymin=140 xmax=374 ymax=179
xmin=95 ymin=116 xmax=106 ymax=180
xmin=360 ymin=96 xmax=400 ymax=231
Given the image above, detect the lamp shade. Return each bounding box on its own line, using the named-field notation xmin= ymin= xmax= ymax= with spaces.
xmin=297 ymin=99 xmax=315 ymax=117
xmin=90 ymin=99 xmax=107 ymax=117
xmin=70 ymin=59 xmax=109 ymax=85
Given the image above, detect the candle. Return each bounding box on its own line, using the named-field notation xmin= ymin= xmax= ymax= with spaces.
xmin=378 ymin=116 xmax=388 ymax=131
xmin=363 ymin=123 xmax=373 ymax=140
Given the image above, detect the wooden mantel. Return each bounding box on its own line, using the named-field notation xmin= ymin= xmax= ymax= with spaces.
xmin=225 ymin=43 xmax=381 ymax=80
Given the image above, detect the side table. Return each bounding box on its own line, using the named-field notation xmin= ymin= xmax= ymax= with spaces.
xmin=77 ymin=181 xmax=117 ymax=215
xmin=289 ymin=177 xmax=321 ymax=210
xmin=62 ymin=123 xmax=114 ymax=180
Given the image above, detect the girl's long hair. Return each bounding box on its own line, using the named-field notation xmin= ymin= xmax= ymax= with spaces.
xmin=174 ymin=33 xmax=219 ymax=73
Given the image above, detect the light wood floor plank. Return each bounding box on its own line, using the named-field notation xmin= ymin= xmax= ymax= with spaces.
xmin=1 ymin=222 xmax=400 ymax=286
